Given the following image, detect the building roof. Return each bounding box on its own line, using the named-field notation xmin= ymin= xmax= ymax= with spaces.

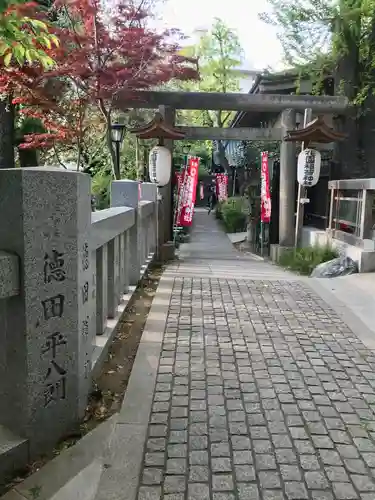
xmin=229 ymin=68 xmax=314 ymax=129
xmin=284 ymin=116 xmax=347 ymax=144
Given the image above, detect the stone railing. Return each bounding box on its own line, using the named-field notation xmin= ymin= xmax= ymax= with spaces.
xmin=328 ymin=178 xmax=375 ymax=244
xmin=91 ymin=180 xmax=158 ymax=371
xmin=0 ymin=168 xmax=159 ymax=483
xmin=325 ymin=178 xmax=375 ymax=272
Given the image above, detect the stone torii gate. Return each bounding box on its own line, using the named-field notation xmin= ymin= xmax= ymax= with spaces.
xmin=117 ymin=90 xmax=349 ymax=248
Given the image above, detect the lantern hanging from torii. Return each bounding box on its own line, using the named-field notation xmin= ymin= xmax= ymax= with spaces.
xmin=284 ymin=115 xmax=347 ymax=187
xmin=130 ymin=113 xmax=186 ymax=187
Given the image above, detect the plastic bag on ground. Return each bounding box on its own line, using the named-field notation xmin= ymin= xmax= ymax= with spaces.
xmin=311 ymin=256 xmax=358 ymax=278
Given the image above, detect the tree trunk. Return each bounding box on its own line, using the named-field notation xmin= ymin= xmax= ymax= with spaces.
xmin=360 ymin=7 xmax=375 ymax=177
xmin=0 ymin=96 xmax=15 ymax=169
xmin=332 ymin=1 xmax=362 ymax=179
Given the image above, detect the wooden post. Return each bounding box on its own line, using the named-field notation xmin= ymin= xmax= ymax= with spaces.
xmin=294 ymin=108 xmax=312 ymax=248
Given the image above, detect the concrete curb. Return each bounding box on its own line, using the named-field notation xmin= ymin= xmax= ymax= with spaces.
xmin=2 ymin=415 xmax=119 ymax=500
xmin=303 ymin=276 xmax=375 ymax=351
xmin=1 ymin=271 xmax=173 ymax=500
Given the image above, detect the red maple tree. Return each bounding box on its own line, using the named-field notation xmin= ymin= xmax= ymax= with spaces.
xmin=1 ymin=0 xmax=198 ymax=177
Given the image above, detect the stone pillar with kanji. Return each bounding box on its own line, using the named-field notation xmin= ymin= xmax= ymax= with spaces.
xmin=0 ymin=167 xmax=93 ymax=457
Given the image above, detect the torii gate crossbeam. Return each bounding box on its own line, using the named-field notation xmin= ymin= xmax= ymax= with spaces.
xmin=115 ymin=90 xmax=349 ymax=114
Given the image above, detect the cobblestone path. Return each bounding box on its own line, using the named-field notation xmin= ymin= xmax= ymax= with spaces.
xmin=136 ymin=212 xmax=375 ymax=500
xmin=138 ymin=277 xmax=375 ymax=500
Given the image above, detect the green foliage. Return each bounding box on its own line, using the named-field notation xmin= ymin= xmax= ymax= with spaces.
xmin=47 ymin=109 xmax=143 ymax=207
xmin=0 ymin=1 xmax=59 ymax=68
xmin=259 ymin=0 xmax=334 ymax=67
xmin=278 ymin=245 xmax=338 ymax=275
xmin=16 ymin=116 xmax=45 ymax=145
xmin=177 ymin=18 xmax=243 ymax=128
xmin=172 ymin=141 xmax=211 ymax=169
xmin=171 ymin=18 xmax=244 ymax=168
xmin=90 ymin=131 xmax=139 ymax=207
xmin=196 ymin=19 xmax=243 ymax=93
xmin=220 ymin=197 xmax=247 ymax=233
xmin=260 ymin=0 xmax=375 ymax=105
xmin=237 ymin=140 xmax=280 ymax=174
xmin=120 ymin=133 xmax=138 ymax=180
xmin=91 ymin=169 xmax=111 ymax=209
xmin=215 ymin=200 xmax=223 ymax=220
xmin=174 ymin=226 xmax=190 ymax=248
xmin=198 ymin=164 xmax=209 ymax=179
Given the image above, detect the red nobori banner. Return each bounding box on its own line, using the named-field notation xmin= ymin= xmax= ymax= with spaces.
xmin=176 ymin=157 xmax=200 ymax=226
xmin=260 ymin=151 xmax=271 ymax=223
xmin=175 ymin=171 xmax=183 ymax=192
xmin=215 ymin=173 xmax=228 ymax=202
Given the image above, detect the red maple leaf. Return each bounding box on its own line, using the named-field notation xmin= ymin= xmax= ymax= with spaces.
xmin=1 ymin=0 xmax=199 ymax=177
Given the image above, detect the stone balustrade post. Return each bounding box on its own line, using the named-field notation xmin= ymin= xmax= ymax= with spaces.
xmin=141 ymin=182 xmax=158 ymax=256
xmin=107 ymin=236 xmax=120 ymax=318
xmin=123 ymin=230 xmax=130 ymax=293
xmin=143 ymin=214 xmax=149 ymax=262
xmin=0 ymin=168 xmax=93 ymax=456
xmin=111 ymin=180 xmax=140 ymax=285
xmin=119 ymin=231 xmax=129 ymax=295
xmin=139 ymin=205 xmax=145 ymax=265
xmin=96 ymin=244 xmax=108 ymax=335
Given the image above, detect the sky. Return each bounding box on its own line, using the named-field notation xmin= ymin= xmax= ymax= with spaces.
xmin=154 ymin=0 xmax=284 ymax=72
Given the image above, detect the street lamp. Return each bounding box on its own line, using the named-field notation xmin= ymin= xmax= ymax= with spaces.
xmin=182 ymin=144 xmax=191 ymax=166
xmin=110 ymin=123 xmax=126 ymax=176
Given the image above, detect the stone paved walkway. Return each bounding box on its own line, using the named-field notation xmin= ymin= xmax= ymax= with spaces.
xmin=137 ymin=211 xmax=375 ymax=500
xmin=167 ymin=209 xmax=296 ymax=281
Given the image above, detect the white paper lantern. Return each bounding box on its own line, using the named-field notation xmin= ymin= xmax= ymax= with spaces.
xmin=297 ymin=148 xmax=321 ymax=187
xmin=148 ymin=146 xmax=171 ymax=187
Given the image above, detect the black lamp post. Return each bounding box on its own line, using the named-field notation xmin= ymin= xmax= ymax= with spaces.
xmin=110 ymin=123 xmax=126 ymax=176
xmin=182 ymin=144 xmax=191 ymax=167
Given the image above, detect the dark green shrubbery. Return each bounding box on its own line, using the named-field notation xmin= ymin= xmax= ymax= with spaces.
xmin=173 ymin=226 xmax=190 ymax=248
xmin=279 ymin=245 xmax=338 ymax=275
xmin=215 ymin=201 xmax=223 ymax=220
xmin=218 ymin=197 xmax=247 ymax=233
